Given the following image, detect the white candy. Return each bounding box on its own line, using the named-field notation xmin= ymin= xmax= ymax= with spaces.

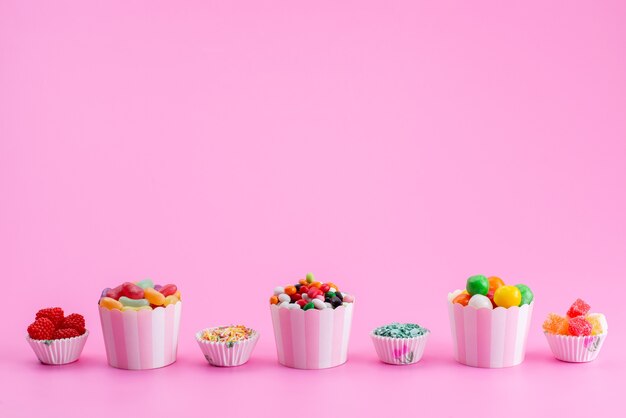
xmin=587 ymin=313 xmax=608 ymax=333
xmin=278 ymin=301 xmax=290 ymax=308
xmin=312 ymin=299 xmax=326 ymax=310
xmin=274 ymin=286 xmax=285 ymax=296
xmin=468 ymin=294 xmax=493 ymax=309
xmin=278 ymin=293 xmax=291 ymax=303
xmin=301 ymin=293 xmax=310 ymax=301
xmin=448 ymin=289 xmax=463 ymax=302
xmin=329 ymin=287 xmax=337 ymax=293
xmin=325 ymin=302 xmax=332 ymax=308
xmin=289 ymin=303 xmax=301 ymax=309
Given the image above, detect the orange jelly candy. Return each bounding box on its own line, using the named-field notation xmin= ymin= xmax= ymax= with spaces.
xmin=452 ymin=293 xmax=471 ymax=306
xmin=542 ymin=313 xmax=569 ymax=335
xmin=284 ymin=285 xmax=297 ymax=295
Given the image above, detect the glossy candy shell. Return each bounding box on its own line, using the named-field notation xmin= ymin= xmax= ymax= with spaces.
xmin=195 ymin=327 xmax=260 ymax=367
xmin=447 ymin=291 xmax=533 ymax=368
xmin=26 ymin=330 xmax=89 ymax=365
xmin=270 ymin=301 xmax=354 ymax=369
xmin=370 ymin=332 xmax=429 ymax=365
xmin=544 ymin=332 xmax=607 ymax=363
xmin=99 ymin=301 xmax=182 ymax=370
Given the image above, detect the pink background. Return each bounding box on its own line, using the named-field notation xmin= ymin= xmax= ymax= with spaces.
xmin=1 ymin=0 xmax=625 ymax=417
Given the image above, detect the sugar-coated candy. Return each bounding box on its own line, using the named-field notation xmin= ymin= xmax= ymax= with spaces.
xmin=312 ymin=299 xmax=326 ymax=310
xmin=311 ymin=281 xmax=322 ymax=288
xmin=486 ymin=289 xmax=497 ymax=308
xmin=274 ymin=286 xmax=285 ymax=296
xmin=270 ymin=295 xmax=278 ymax=305
xmin=320 ymin=284 xmax=330 ymax=293
xmin=488 ymin=276 xmax=505 ymax=291
xmin=278 ymin=293 xmax=291 ymax=303
xmin=290 ymin=293 xmax=302 ymax=302
xmin=135 ymin=279 xmax=154 ymax=289
xmin=468 ymin=294 xmax=493 ymax=309
xmin=542 ymin=313 xmax=569 ymax=335
xmin=160 ymin=284 xmax=177 ymax=298
xmin=303 ymin=302 xmax=315 ymax=311
xmin=284 ymin=286 xmax=297 ymax=296
xmin=466 ymin=275 xmax=489 ymax=296
xmin=515 ymin=284 xmax=533 ymax=305
xmin=343 ymin=294 xmax=354 ymax=303
xmin=290 ymin=303 xmax=301 ymax=309
xmin=99 ymin=297 xmax=123 ymax=310
xmin=122 ymin=282 xmax=145 ymax=300
xmin=164 ymin=295 xmax=179 ymax=306
xmin=119 ymin=296 xmax=149 ymax=307
xmin=566 ymin=298 xmax=590 ymax=318
xmin=278 ymin=301 xmax=289 ymax=308
xmin=493 ymin=285 xmax=521 ymax=308
xmin=296 ymin=299 xmax=307 ymax=308
xmin=144 ymin=287 xmax=166 ymax=306
xmin=326 ymin=282 xmax=339 ymax=291
xmin=568 ymin=316 xmax=592 ymax=336
xmin=452 ymin=293 xmax=471 ymax=306
xmin=586 ymin=313 xmax=607 ymax=335
xmin=306 ymin=273 xmax=314 ymax=283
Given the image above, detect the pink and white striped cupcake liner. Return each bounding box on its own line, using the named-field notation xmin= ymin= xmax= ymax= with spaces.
xmin=270 ymin=302 xmax=354 ymax=369
xmin=370 ymin=332 xmax=429 ymax=365
xmin=447 ymin=300 xmax=533 ymax=368
xmin=99 ymin=302 xmax=182 ymax=370
xmin=544 ymin=332 xmax=607 ymax=363
xmin=195 ymin=328 xmax=260 ymax=367
xmin=26 ymin=331 xmax=89 ymax=365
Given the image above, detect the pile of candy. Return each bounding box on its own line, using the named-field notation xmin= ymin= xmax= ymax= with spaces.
xmin=99 ymin=279 xmax=181 ymax=311
xmin=373 ymin=323 xmax=429 ymax=338
xmin=200 ymin=325 xmax=255 ymax=343
xmin=269 ymin=273 xmax=354 ymax=310
xmin=27 ymin=307 xmax=86 ymax=340
xmin=542 ymin=298 xmax=607 ymax=336
xmin=449 ymin=275 xmax=534 ymax=309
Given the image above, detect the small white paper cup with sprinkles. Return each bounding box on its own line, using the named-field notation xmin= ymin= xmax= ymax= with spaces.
xmin=195 ymin=326 xmax=260 ymax=367
xmin=370 ymin=323 xmax=430 ymax=365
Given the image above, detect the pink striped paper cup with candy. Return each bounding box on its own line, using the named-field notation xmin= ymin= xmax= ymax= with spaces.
xmin=98 ymin=302 xmax=182 ymax=370
xmin=270 ymin=301 xmax=355 ymax=369
xmin=447 ymin=292 xmax=533 ymax=368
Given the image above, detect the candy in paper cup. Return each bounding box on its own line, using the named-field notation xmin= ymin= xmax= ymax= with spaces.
xmin=270 ymin=301 xmax=354 ymax=369
xmin=370 ymin=332 xmax=429 ymax=365
xmin=447 ymin=294 xmax=533 ymax=368
xmin=544 ymin=332 xmax=607 ymax=363
xmin=99 ymin=302 xmax=182 ymax=370
xmin=26 ymin=330 xmax=89 ymax=365
xmin=195 ymin=327 xmax=260 ymax=367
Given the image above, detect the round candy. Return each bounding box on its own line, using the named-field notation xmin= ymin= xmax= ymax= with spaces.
xmin=515 ymin=284 xmax=533 ymax=305
xmin=468 ymin=294 xmax=493 ymax=309
xmin=273 ymin=286 xmax=285 ymax=296
xmin=269 ymin=295 xmax=278 ymax=305
xmin=452 ymin=293 xmax=471 ymax=306
xmin=493 ymin=285 xmax=522 ymax=308
xmin=488 ymin=276 xmax=505 ymax=291
xmin=466 ymin=275 xmax=489 ymax=296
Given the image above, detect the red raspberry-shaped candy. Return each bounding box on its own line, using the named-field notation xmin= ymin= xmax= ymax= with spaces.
xmin=61 ymin=313 xmax=86 ymax=334
xmin=52 ymin=328 xmax=81 ymax=340
xmin=568 ymin=316 xmax=592 ymax=336
xmin=27 ymin=318 xmax=56 ymax=340
xmin=566 ymin=298 xmax=590 ymax=318
xmin=35 ymin=307 xmax=65 ymax=327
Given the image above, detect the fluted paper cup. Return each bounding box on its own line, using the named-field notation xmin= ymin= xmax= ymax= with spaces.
xmin=26 ymin=331 xmax=89 ymax=365
xmin=195 ymin=327 xmax=260 ymax=367
xmin=370 ymin=332 xmax=429 ymax=365
xmin=448 ymin=296 xmax=533 ymax=368
xmin=270 ymin=302 xmax=355 ymax=369
xmin=99 ymin=302 xmax=182 ymax=370
xmin=544 ymin=332 xmax=607 ymax=363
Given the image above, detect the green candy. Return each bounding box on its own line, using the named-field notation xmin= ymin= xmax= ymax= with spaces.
xmin=515 ymin=284 xmax=534 ymax=305
xmin=306 ymin=273 xmax=315 ymax=283
xmin=303 ymin=302 xmax=315 ymax=311
xmin=135 ymin=279 xmax=154 ymax=289
xmin=119 ymin=296 xmax=149 ymax=307
xmin=466 ymin=275 xmax=489 ymax=296
xmin=326 ymin=291 xmax=336 ymax=298
xmin=373 ymin=323 xmax=429 ymax=338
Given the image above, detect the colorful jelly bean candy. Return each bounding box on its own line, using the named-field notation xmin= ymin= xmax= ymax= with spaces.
xmin=99 ymin=297 xmax=123 ymax=310
xmin=144 ymin=287 xmax=166 ymax=306
xmin=468 ymin=294 xmax=493 ymax=309
xmin=101 ymin=288 xmax=110 ymax=297
xmin=568 ymin=316 xmax=592 ymax=336
xmin=159 ymin=284 xmax=177 ymax=297
xmin=106 ymin=285 xmax=124 ymax=300
xmin=542 ymin=313 xmax=569 ymax=335
xmin=164 ymin=295 xmax=179 ymax=306
xmin=306 ymin=273 xmax=314 ymax=283
xmin=278 ymin=293 xmax=291 ymax=303
xmin=515 ymin=284 xmax=533 ymax=305
xmin=303 ymin=302 xmax=315 ymax=310
xmin=119 ymin=296 xmax=149 ymax=308
xmin=135 ymin=279 xmax=154 ymax=289
xmin=566 ymin=298 xmax=590 ymax=318
xmin=269 ymin=295 xmax=278 ymax=305
xmin=284 ymin=285 xmax=297 ymax=296
xmin=121 ymin=282 xmax=144 ymax=299
xmin=493 ymin=285 xmax=521 ymax=308
xmin=466 ymin=275 xmax=489 ymax=296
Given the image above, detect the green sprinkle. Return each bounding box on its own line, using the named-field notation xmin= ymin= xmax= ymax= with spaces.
xmin=373 ymin=323 xmax=429 ymax=338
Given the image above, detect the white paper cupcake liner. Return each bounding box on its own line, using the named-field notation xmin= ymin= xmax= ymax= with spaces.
xmin=544 ymin=332 xmax=607 ymax=363
xmin=370 ymin=332 xmax=429 ymax=365
xmin=26 ymin=330 xmax=89 ymax=365
xmin=195 ymin=328 xmax=260 ymax=367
